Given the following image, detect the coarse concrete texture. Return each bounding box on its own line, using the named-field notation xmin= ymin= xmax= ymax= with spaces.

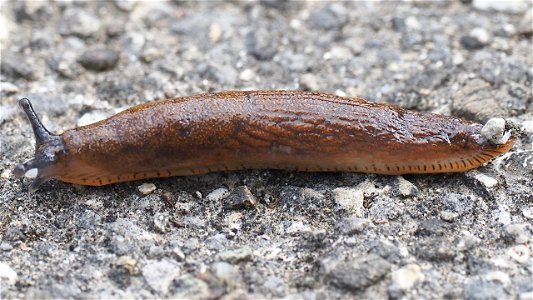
xmin=0 ymin=1 xmax=532 ymax=299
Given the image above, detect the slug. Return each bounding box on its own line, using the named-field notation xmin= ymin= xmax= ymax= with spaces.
xmin=13 ymin=90 xmax=516 ymax=191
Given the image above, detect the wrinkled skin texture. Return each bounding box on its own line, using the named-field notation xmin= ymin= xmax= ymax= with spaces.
xmin=30 ymin=91 xmax=515 ymax=186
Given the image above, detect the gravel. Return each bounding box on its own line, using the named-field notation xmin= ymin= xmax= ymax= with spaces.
xmin=1 ymin=1 xmax=532 ymax=299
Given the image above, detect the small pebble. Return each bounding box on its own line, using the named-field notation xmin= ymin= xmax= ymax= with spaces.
xmin=483 ymin=271 xmax=510 ymax=286
xmin=114 ymin=0 xmax=137 ymax=12
xmin=460 ymin=28 xmax=491 ymax=50
xmin=153 ymin=212 xmax=169 ymax=233
xmin=481 ymin=118 xmax=509 ymax=145
xmin=216 ymin=247 xmax=253 ymax=263
xmin=388 ymin=264 xmax=425 ymax=294
xmin=463 ymin=279 xmax=506 ymax=300
xmin=335 ymin=217 xmax=371 ymax=235
xmin=507 ymin=245 xmax=530 ymax=264
xmin=521 ymin=207 xmax=533 ymax=220
xmin=59 ymin=8 xmax=101 ymax=38
xmin=0 ymin=81 xmax=20 ymax=94
xmin=472 ymin=0 xmax=529 ymax=13
xmin=79 ymin=49 xmax=120 ymax=71
xmin=0 ymin=242 xmax=13 ymax=251
xmin=308 ymin=4 xmax=348 ymax=30
xmin=397 ymin=176 xmax=418 ymax=197
xmin=518 ymin=8 xmax=533 ymax=35
xmin=503 ymin=223 xmax=532 ymax=244
xmin=117 ymin=255 xmax=138 ymax=275
xmin=264 ymin=276 xmax=286 ymax=297
xmin=206 ymin=187 xmax=230 ymax=202
xmin=209 ymin=23 xmax=222 ymax=43
xmin=332 ymin=186 xmax=366 ymax=217
xmin=211 ymin=262 xmax=242 ymax=289
xmin=474 ymin=173 xmax=498 ymax=189
xmin=300 ymin=73 xmax=320 ymax=91
xmin=141 ymin=48 xmax=161 ymax=63
xmin=142 ymin=260 xmax=180 ymax=295
xmin=327 ymin=254 xmax=391 ymax=291
xmin=224 ymin=186 xmax=257 ymax=210
xmin=0 ymin=262 xmax=17 ymax=285
xmin=440 ymin=210 xmax=459 ymax=222
xmin=137 ymin=183 xmax=156 ymax=195
xmin=239 ymin=69 xmax=255 ymax=82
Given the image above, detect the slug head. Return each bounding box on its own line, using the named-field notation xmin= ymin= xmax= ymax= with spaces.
xmin=13 ymin=98 xmax=67 ymax=191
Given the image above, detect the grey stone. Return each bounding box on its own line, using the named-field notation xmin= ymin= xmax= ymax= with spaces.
xmin=472 ymin=0 xmax=529 ymax=13
xmin=205 ymin=233 xmax=229 ymax=250
xmin=0 ymin=262 xmax=17 ymax=285
xmin=308 ymin=4 xmax=348 ymax=30
xmin=397 ymin=177 xmax=418 ymax=197
xmin=368 ymin=196 xmax=402 ymax=222
xmin=108 ymin=235 xmax=135 ymax=256
xmin=332 ymin=185 xmax=367 ymax=217
xmin=335 ymin=217 xmax=371 ymax=235
xmin=328 ymin=254 xmax=391 ymax=291
xmin=114 ymin=0 xmax=137 ymax=12
xmin=79 ymin=49 xmax=120 ymax=71
xmin=463 ymin=279 xmax=506 ymax=300
xmin=1 ymin=54 xmax=35 ymax=80
xmin=264 ymin=275 xmax=286 ymax=297
xmin=171 ymin=275 xmax=210 ymax=298
xmin=59 ymin=8 xmax=101 ymax=38
xmin=224 ymin=186 xmax=257 ymax=210
xmin=212 ymin=262 xmax=242 ymax=288
xmin=389 ymin=264 xmax=425 ymax=297
xmin=415 ymin=237 xmax=456 ymax=261
xmin=300 ymin=73 xmax=320 ymax=91
xmin=0 ymin=242 xmax=13 ymax=251
xmin=0 ymin=81 xmax=20 ymax=94
xmin=518 ymin=8 xmax=533 ymax=35
xmin=503 ymin=223 xmax=533 ymax=244
xmin=153 ymin=212 xmax=169 ymax=233
xmin=368 ymin=240 xmax=403 ymax=264
xmin=216 ymin=246 xmax=253 ymax=263
xmin=142 ymin=260 xmax=180 ymax=295
xmin=246 ymin=27 xmax=278 ymax=61
xmin=440 ymin=193 xmax=473 ymax=216
xmin=76 ymin=210 xmax=101 ymax=229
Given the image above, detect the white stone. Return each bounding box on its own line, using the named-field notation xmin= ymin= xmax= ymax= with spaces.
xmin=507 ymin=245 xmax=530 ymax=264
xmin=473 ymin=0 xmax=529 ymax=13
xmin=0 ymin=262 xmax=17 ymax=285
xmin=484 ymin=271 xmax=510 ymax=286
xmin=286 ymin=221 xmax=310 ymax=234
xmin=397 ymin=176 xmax=417 ymax=197
xmin=77 ymin=111 xmax=108 ymax=127
xmin=470 ymin=28 xmax=491 ymax=45
xmin=389 ymin=264 xmax=425 ymax=291
xmin=475 ymin=173 xmax=498 ymax=188
xmin=0 ymin=82 xmax=20 ymax=94
xmin=239 ymin=69 xmax=255 ymax=81
xmin=142 ymin=260 xmax=180 ymax=295
xmin=481 ymin=118 xmax=508 ymax=145
xmin=137 ymin=183 xmax=156 ymax=195
xmin=522 ymin=207 xmax=533 ymax=220
xmin=206 ymin=188 xmax=229 ymax=201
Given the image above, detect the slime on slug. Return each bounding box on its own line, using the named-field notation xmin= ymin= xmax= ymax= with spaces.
xmin=13 ymin=90 xmax=517 ymax=191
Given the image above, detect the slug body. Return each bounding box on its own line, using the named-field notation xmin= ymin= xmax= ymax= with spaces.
xmin=14 ymin=91 xmax=515 ymax=190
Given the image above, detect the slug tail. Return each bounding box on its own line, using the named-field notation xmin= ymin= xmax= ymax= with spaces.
xmin=14 ymin=98 xmax=67 ymax=191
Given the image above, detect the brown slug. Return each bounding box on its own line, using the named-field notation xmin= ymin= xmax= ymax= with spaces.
xmin=13 ymin=90 xmax=516 ymax=191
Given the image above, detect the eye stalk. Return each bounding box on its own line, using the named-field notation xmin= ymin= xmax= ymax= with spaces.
xmin=14 ymin=98 xmax=67 ymax=191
